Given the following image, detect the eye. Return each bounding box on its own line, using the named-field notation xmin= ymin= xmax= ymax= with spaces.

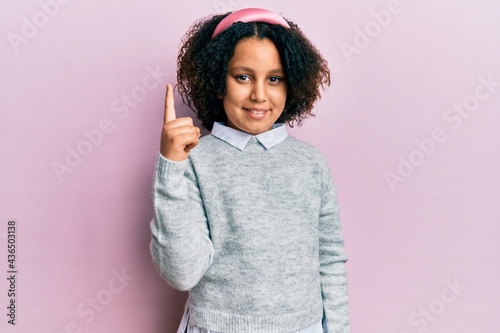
xmin=235 ymin=74 xmax=251 ymax=82
xmin=268 ymin=76 xmax=283 ymax=85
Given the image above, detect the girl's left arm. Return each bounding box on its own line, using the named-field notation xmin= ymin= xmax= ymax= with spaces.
xmin=318 ymin=160 xmax=351 ymax=333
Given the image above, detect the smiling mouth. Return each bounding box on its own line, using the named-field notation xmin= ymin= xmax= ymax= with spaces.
xmin=243 ymin=108 xmax=269 ymax=120
xmin=244 ymin=108 xmax=269 ymax=114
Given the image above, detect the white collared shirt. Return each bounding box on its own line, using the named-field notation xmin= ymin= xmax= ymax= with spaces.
xmin=211 ymin=121 xmax=288 ymax=150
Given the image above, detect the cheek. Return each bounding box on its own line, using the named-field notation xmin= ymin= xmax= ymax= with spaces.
xmin=272 ymin=87 xmax=287 ymax=106
xmin=222 ymin=82 xmax=234 ymax=105
xmin=225 ymin=83 xmax=247 ymax=104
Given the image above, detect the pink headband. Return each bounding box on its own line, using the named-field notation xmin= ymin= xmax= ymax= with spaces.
xmin=211 ymin=8 xmax=290 ymax=39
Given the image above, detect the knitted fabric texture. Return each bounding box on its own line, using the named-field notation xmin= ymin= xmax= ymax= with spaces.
xmin=150 ymin=134 xmax=350 ymax=333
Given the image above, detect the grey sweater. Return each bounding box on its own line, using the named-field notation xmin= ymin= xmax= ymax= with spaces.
xmin=150 ymin=134 xmax=350 ymax=333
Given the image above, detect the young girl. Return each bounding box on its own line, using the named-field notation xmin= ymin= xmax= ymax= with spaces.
xmin=150 ymin=8 xmax=350 ymax=333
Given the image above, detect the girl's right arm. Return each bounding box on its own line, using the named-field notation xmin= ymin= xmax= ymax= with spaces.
xmin=150 ymin=84 xmax=214 ymax=291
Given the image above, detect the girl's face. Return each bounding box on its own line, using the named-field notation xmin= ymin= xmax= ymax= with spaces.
xmin=223 ymin=37 xmax=287 ymax=135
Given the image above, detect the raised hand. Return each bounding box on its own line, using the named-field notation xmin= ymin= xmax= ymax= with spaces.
xmin=160 ymin=84 xmax=201 ymax=161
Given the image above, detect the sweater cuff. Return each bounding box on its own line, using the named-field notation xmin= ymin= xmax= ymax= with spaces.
xmin=155 ymin=152 xmax=189 ymax=179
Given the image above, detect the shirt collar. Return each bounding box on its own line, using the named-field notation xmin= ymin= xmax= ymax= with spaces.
xmin=211 ymin=122 xmax=288 ymax=151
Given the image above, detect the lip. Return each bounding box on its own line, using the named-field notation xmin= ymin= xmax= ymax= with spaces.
xmin=244 ymin=107 xmax=269 ymax=120
xmin=243 ymin=107 xmax=270 ymax=112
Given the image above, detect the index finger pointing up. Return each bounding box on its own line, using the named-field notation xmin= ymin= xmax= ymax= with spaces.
xmin=164 ymin=84 xmax=176 ymax=123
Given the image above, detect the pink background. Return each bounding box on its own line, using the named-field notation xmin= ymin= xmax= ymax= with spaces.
xmin=1 ymin=0 xmax=499 ymax=332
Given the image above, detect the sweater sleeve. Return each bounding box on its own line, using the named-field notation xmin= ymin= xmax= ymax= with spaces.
xmin=150 ymin=152 xmax=215 ymax=291
xmin=319 ymin=162 xmax=351 ymax=333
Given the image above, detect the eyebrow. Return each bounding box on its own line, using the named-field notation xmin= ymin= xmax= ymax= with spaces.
xmin=228 ymin=66 xmax=285 ymax=75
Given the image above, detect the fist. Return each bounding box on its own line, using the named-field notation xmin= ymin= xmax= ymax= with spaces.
xmin=160 ymin=84 xmax=201 ymax=161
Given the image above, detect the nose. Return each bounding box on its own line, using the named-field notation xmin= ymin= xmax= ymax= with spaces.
xmin=250 ymin=81 xmax=266 ymax=103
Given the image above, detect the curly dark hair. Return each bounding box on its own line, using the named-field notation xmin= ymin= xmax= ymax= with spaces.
xmin=176 ymin=12 xmax=331 ymax=130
